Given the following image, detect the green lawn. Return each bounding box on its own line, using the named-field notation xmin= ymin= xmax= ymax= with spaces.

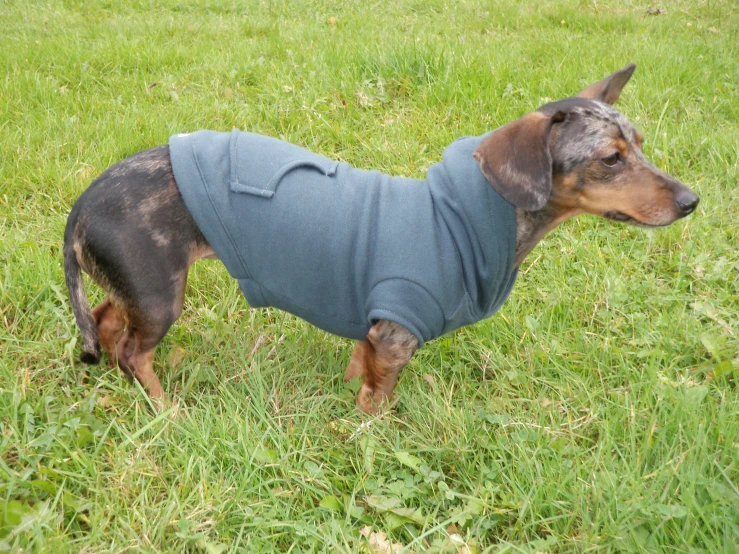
xmin=1 ymin=0 xmax=738 ymax=552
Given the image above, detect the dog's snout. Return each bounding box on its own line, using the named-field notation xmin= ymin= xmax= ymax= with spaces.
xmin=675 ymin=189 xmax=700 ymax=216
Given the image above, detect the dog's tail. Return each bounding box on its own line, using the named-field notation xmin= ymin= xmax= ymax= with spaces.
xmin=63 ymin=216 xmax=101 ymax=365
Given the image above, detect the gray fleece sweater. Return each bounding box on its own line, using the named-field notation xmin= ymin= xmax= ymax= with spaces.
xmin=169 ymin=129 xmax=518 ymax=347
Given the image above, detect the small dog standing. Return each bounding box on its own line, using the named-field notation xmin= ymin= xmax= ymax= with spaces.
xmin=64 ymin=64 xmax=699 ymax=412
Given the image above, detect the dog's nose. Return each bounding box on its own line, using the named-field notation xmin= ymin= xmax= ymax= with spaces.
xmin=675 ymin=190 xmax=700 ymax=215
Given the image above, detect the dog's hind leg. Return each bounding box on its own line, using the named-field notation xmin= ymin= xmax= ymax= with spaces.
xmin=349 ymin=320 xmax=418 ymax=414
xmin=115 ymin=328 xmax=166 ymax=402
xmin=113 ymin=272 xmax=188 ymax=402
xmin=92 ymin=297 xmax=125 ymax=367
xmin=344 ymin=341 xmax=369 ymax=381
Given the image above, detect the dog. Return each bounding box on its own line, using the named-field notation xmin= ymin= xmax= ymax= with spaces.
xmin=64 ymin=64 xmax=699 ymax=413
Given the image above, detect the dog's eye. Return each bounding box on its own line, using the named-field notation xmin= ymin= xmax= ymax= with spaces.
xmin=602 ymin=152 xmax=621 ymax=167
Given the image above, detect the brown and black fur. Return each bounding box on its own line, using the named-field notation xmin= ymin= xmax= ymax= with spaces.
xmin=64 ymin=64 xmax=699 ymax=412
xmin=64 ymin=147 xmax=214 ymax=397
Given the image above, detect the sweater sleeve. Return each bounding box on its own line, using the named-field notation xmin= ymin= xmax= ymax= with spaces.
xmin=365 ymin=278 xmax=446 ymax=348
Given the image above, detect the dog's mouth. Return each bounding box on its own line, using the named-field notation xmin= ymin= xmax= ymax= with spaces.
xmin=603 ymin=211 xmax=667 ymax=229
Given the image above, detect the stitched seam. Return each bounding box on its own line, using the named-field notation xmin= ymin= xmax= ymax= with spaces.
xmin=369 ymin=276 xmax=446 ymax=321
xmin=366 ymin=309 xmax=426 ymax=347
xmin=229 ymin=128 xmax=239 ymax=190
xmin=229 ymin=130 xmax=275 ymax=197
xmin=368 ymin=277 xmax=446 ymax=341
xmin=229 ymin=182 xmax=275 ymax=197
xmin=265 ymin=159 xmax=339 ymax=192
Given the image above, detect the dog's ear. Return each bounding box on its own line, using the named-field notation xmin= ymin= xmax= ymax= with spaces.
xmin=577 ymin=63 xmax=636 ymax=105
xmin=473 ymin=111 xmax=565 ymax=211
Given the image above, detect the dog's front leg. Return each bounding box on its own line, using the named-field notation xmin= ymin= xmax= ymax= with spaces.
xmin=344 ymin=320 xmax=418 ymax=414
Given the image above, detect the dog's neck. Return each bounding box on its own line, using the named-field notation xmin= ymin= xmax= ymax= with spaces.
xmin=514 ymin=204 xmax=580 ymax=266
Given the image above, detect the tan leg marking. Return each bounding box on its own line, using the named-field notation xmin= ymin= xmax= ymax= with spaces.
xmin=92 ymin=297 xmax=125 ymax=366
xmin=349 ymin=320 xmax=418 ymax=414
xmin=129 ymin=348 xmax=165 ymax=401
xmin=115 ymin=328 xmax=165 ymax=403
xmin=345 ymin=341 xmax=369 ymax=382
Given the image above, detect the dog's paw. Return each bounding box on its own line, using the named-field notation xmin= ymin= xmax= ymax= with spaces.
xmin=356 ymin=384 xmax=390 ymax=415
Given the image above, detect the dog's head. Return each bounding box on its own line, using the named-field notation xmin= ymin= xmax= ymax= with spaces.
xmin=473 ymin=64 xmax=699 ymax=227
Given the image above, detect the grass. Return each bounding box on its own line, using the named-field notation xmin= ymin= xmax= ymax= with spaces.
xmin=1 ymin=0 xmax=738 ymax=551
